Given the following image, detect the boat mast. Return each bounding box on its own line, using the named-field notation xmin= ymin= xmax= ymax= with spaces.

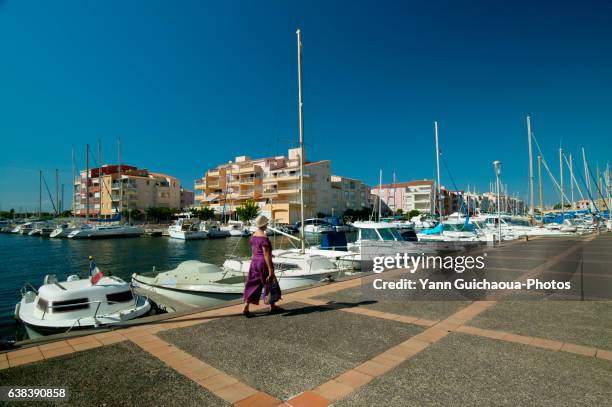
xmin=118 ymin=139 xmax=124 ymax=220
xmin=85 ymin=144 xmax=89 ymax=222
xmin=55 ymin=169 xmax=59 ymax=217
xmin=72 ymin=145 xmax=76 ymax=221
xmin=527 ymin=114 xmax=535 ymax=219
xmin=569 ymin=153 xmax=574 ymax=209
xmin=98 ymin=140 xmax=102 ymax=219
xmin=559 ymin=147 xmax=564 ymax=220
xmin=378 ymin=169 xmax=382 ymax=222
xmin=538 ymin=155 xmax=543 ymax=214
xmin=434 ymin=121 xmax=442 ymax=218
xmin=296 ymin=28 xmax=305 ymax=254
xmin=39 ymin=169 xmax=42 ymax=218
xmin=582 ymin=146 xmax=590 ymax=211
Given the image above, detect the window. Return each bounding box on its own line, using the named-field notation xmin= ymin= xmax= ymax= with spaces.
xmin=106 ymin=290 xmax=134 ymax=303
xmin=360 ymin=228 xmax=379 ymax=241
xmin=51 ymin=298 xmax=90 ymax=313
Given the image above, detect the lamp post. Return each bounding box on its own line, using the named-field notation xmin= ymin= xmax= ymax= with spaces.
xmin=493 ymin=160 xmax=502 ymax=244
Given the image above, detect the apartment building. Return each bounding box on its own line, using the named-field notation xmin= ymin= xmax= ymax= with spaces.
xmin=74 ymin=164 xmax=181 ymax=217
xmin=180 ymin=188 xmax=195 ymax=209
xmin=371 ymin=180 xmax=435 ymax=215
xmin=331 ymin=176 xmax=372 ymax=213
xmin=195 ymin=148 xmax=371 ymax=224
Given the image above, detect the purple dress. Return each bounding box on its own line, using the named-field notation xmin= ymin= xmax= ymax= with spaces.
xmin=243 ymin=236 xmax=273 ymax=305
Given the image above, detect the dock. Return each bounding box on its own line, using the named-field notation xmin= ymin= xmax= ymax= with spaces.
xmin=1 ymin=233 xmax=611 ymax=406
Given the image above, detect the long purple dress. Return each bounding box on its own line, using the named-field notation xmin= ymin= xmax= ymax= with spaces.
xmin=243 ymin=235 xmax=273 ymax=305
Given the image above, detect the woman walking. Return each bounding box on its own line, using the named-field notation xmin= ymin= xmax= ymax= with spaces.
xmin=243 ymin=215 xmax=283 ymax=317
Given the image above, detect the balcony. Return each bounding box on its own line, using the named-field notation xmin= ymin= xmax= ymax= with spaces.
xmin=237 ymin=165 xmax=255 ymax=174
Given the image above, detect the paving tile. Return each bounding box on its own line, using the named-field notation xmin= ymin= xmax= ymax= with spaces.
xmin=0 ymin=353 xmax=6 ymax=361
xmin=95 ymin=333 xmax=127 ymax=345
xmin=561 ymin=343 xmax=597 ymax=357
xmin=235 ymin=391 xmax=282 ymax=407
xmin=7 ymin=347 xmax=42 ymax=360
xmin=8 ymin=353 xmax=44 ymax=367
xmin=335 ymin=370 xmax=374 ymax=388
xmin=66 ymin=335 xmax=99 ymax=345
xmin=530 ymin=337 xmax=564 ymax=351
xmin=0 ymin=360 xmax=9 ymax=370
xmin=313 ymin=380 xmax=355 ymax=401
xmin=501 ymin=333 xmax=534 ymax=346
xmin=199 ymin=373 xmax=239 ymax=391
xmin=214 ymin=382 xmax=259 ymax=404
xmin=413 ymin=328 xmax=449 ymax=343
xmin=71 ymin=341 xmax=103 ymax=352
xmin=41 ymin=346 xmax=74 ymax=359
xmin=354 ymin=360 xmax=392 ymax=377
xmin=38 ymin=340 xmax=70 ymax=352
xmin=596 ymin=349 xmax=612 ymax=361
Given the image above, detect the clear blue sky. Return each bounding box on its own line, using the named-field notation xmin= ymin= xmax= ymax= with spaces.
xmin=1 ymin=0 xmax=611 ymax=211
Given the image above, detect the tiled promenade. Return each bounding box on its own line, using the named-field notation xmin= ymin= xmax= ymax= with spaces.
xmin=2 ymin=234 xmax=612 ymax=406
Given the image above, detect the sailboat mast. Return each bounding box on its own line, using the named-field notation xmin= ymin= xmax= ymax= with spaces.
xmin=569 ymin=153 xmax=574 ymax=209
xmin=582 ymin=146 xmax=590 ymax=210
xmin=39 ymin=169 xmax=42 ymax=218
xmin=559 ymin=147 xmax=564 ymax=219
xmin=527 ymin=114 xmax=535 ymax=218
xmin=378 ymin=170 xmax=382 ymax=222
xmin=296 ymin=28 xmax=305 ymax=254
xmin=434 ymin=121 xmax=441 ymax=217
xmin=98 ymin=140 xmax=102 ymax=219
xmin=55 ymin=169 xmax=59 ymax=217
xmin=85 ymin=144 xmax=89 ymax=222
xmin=538 ymin=155 xmax=543 ymax=214
xmin=72 ymin=145 xmax=76 ymax=221
xmin=118 ymin=139 xmax=123 ymax=217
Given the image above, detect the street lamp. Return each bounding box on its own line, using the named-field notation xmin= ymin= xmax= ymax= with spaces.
xmin=493 ymin=160 xmax=502 ymax=244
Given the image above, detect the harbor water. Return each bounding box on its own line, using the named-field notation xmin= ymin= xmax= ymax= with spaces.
xmin=0 ymin=232 xmax=335 ymax=341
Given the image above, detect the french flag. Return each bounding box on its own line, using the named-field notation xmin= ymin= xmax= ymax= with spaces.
xmin=89 ymin=261 xmax=104 ymax=285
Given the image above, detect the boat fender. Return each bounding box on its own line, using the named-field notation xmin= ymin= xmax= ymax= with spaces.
xmin=14 ymin=303 xmax=20 ymax=320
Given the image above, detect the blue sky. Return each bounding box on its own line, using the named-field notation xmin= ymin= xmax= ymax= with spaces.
xmin=0 ymin=0 xmax=611 ymax=211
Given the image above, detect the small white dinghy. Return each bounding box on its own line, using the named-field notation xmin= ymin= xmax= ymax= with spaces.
xmin=16 ymin=267 xmax=151 ymax=336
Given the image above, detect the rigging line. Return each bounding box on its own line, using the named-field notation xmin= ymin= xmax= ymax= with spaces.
xmin=42 ymin=173 xmax=58 ymax=215
xmin=539 ymin=155 xmax=572 ymax=204
xmin=574 ymin=157 xmax=599 ymax=214
xmin=562 ymin=153 xmax=585 ymax=200
xmin=531 ymin=133 xmax=572 ymax=203
xmin=440 ymin=154 xmax=468 ymax=217
xmin=587 ymin=163 xmax=610 ymax=212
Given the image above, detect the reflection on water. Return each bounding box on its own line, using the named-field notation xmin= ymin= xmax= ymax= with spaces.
xmin=0 ymin=232 xmax=342 ymax=340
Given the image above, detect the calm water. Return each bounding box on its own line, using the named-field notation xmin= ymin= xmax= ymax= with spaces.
xmin=0 ymin=232 xmax=326 ymax=340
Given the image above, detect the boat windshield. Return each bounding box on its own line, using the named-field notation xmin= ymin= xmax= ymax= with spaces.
xmin=443 ymin=223 xmax=474 ymax=232
xmin=378 ymin=227 xmax=401 ymax=241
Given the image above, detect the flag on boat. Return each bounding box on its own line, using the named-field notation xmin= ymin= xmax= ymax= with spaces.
xmin=89 ymin=258 xmax=104 ymax=285
xmin=90 ymin=266 xmax=104 ymax=285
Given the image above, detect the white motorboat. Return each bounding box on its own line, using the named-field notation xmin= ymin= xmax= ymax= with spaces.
xmin=50 ymin=223 xmax=89 ymax=238
xmin=221 ymin=220 xmax=250 ymax=237
xmin=131 ymin=261 xmax=245 ymax=308
xmin=200 ymin=220 xmax=230 ymax=238
xmin=13 ymin=222 xmax=34 ymax=235
xmin=68 ymin=224 xmax=143 ymax=239
xmin=297 ymin=218 xmax=334 ymax=234
xmin=223 ymin=250 xmax=346 ymax=290
xmin=16 ymin=274 xmax=151 ymax=336
xmin=28 ymin=222 xmax=55 ymax=237
xmin=168 ymin=218 xmax=208 ymax=240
